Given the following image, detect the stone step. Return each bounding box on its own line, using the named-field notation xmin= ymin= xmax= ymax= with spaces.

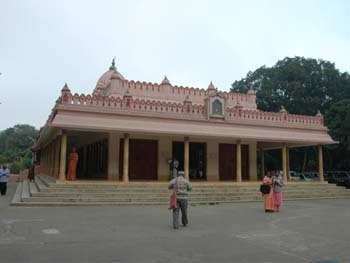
xmin=37 ymin=174 xmax=56 ymax=186
xmin=28 ymin=181 xmax=38 ymax=196
xmin=10 ymin=182 xmax=23 ymax=205
xmin=21 ymin=180 xmax=30 ymax=200
xmin=15 ymin=195 xmax=350 ymax=207
xmin=21 ymin=192 xmax=350 ymax=203
xmin=12 ymin=177 xmax=350 ymax=206
xmin=34 ymin=189 xmax=349 ymax=198
xmin=34 ymin=176 xmax=49 ymax=191
xmin=30 ymin=189 xmax=350 ymax=198
xmin=39 ymin=185 xmax=340 ymax=192
xmin=50 ymin=184 xmax=336 ymax=190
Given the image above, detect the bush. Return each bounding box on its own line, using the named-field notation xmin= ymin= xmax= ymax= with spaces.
xmin=10 ymin=162 xmax=21 ymax=174
xmin=20 ymin=157 xmax=32 ymax=170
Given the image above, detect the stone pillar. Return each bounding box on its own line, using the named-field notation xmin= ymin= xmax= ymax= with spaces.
xmin=108 ymin=133 xmax=119 ymax=181
xmin=184 ymin=137 xmax=189 ymax=180
xmin=282 ymin=144 xmax=288 ymax=182
xmin=53 ymin=138 xmax=61 ymax=178
xmin=286 ymin=146 xmax=290 ymax=179
xmin=83 ymin=145 xmax=87 ymax=178
xmin=49 ymin=142 xmax=54 ymax=176
xmin=248 ymin=142 xmax=257 ymax=181
xmin=44 ymin=147 xmax=48 ymax=174
xmin=123 ymin=133 xmax=129 ymax=182
xmin=236 ymin=140 xmax=242 ymax=182
xmin=158 ymin=137 xmax=172 ymax=181
xmin=47 ymin=146 xmax=50 ymax=175
xmin=41 ymin=148 xmax=45 ymax=174
xmin=318 ymin=145 xmax=324 ymax=182
xmin=58 ymin=132 xmax=67 ymax=181
xmin=207 ymin=141 xmax=219 ymax=181
xmin=261 ymin=148 xmax=265 ymax=178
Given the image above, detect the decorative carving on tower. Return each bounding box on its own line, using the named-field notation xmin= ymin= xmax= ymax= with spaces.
xmin=280 ymin=105 xmax=288 ymax=120
xmin=183 ymin=95 xmax=192 ymax=113
xmin=123 ymin=88 xmax=132 ymax=108
xmin=61 ymin=83 xmax=72 ymax=104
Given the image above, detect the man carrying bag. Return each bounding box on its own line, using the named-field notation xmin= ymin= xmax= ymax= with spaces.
xmin=168 ymin=171 xmax=192 ymax=229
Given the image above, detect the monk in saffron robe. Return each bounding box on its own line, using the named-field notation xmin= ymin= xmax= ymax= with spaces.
xmin=262 ymin=171 xmax=275 ymax=212
xmin=67 ymin=147 xmax=79 ymax=181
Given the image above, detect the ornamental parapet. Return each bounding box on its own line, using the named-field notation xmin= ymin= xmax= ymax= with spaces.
xmin=58 ymin=92 xmax=325 ymax=129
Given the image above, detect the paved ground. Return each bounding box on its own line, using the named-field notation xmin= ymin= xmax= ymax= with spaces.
xmin=1 ymin=182 xmax=350 ymax=263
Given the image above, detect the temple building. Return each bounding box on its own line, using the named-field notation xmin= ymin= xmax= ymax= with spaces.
xmin=33 ymin=60 xmax=335 ymax=183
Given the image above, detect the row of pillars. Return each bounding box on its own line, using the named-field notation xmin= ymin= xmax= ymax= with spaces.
xmin=260 ymin=144 xmax=324 ymax=182
xmin=41 ymin=132 xmax=324 ymax=183
xmin=40 ymin=136 xmax=61 ymax=178
xmin=102 ymin=134 xmax=244 ymax=182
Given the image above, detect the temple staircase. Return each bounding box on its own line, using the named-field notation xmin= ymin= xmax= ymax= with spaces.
xmin=11 ymin=174 xmax=350 ymax=206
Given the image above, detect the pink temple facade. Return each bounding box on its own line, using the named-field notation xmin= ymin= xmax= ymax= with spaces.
xmin=33 ymin=60 xmax=335 ymax=183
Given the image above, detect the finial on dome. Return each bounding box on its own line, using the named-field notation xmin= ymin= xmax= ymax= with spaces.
xmin=109 ymin=57 xmax=116 ymax=70
xmin=280 ymin=105 xmax=288 ymax=113
xmin=61 ymin=82 xmax=70 ymax=92
xmin=316 ymin=110 xmax=323 ymax=116
xmin=208 ymin=81 xmax=215 ymax=90
xmin=161 ymin=75 xmax=171 ymax=85
xmin=247 ymin=86 xmax=256 ymax=95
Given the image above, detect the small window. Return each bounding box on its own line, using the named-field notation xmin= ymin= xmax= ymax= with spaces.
xmin=212 ymin=99 xmax=223 ymax=115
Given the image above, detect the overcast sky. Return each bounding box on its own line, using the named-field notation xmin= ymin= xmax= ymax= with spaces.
xmin=1 ymin=0 xmax=349 ymax=130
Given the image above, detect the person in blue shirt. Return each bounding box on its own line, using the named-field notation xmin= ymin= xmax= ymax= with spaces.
xmin=0 ymin=165 xmax=10 ymax=195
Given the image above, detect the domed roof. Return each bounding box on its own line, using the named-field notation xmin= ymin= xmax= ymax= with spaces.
xmin=93 ymin=58 xmax=125 ymax=95
xmin=161 ymin=75 xmax=171 ymax=85
xmin=207 ymin=81 xmax=216 ymax=91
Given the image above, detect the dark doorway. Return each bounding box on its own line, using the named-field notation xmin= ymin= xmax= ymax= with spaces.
xmin=76 ymin=139 xmax=108 ymax=180
xmin=219 ymin=143 xmax=236 ymax=181
xmin=172 ymin=141 xmax=206 ymax=180
xmin=219 ymin=143 xmax=249 ymax=181
xmin=119 ymin=139 xmax=158 ymax=180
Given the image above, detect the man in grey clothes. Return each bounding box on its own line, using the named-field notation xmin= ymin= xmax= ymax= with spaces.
xmin=168 ymin=171 xmax=192 ymax=229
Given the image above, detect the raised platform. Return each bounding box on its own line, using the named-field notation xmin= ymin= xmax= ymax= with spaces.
xmin=11 ymin=174 xmax=350 ymax=206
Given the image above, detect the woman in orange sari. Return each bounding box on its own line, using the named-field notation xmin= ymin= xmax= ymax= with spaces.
xmin=67 ymin=147 xmax=79 ymax=181
xmin=262 ymin=171 xmax=275 ymax=212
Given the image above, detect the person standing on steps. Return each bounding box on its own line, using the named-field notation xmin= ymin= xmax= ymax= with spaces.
xmin=0 ymin=165 xmax=10 ymax=195
xmin=28 ymin=164 xmax=35 ymax=182
xmin=168 ymin=170 xmax=192 ymax=229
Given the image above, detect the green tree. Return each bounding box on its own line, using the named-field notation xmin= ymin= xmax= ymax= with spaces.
xmin=325 ymin=99 xmax=350 ymax=170
xmin=0 ymin=124 xmax=38 ymax=173
xmin=0 ymin=124 xmax=37 ymax=153
xmin=231 ymin=56 xmax=350 ymax=171
xmin=231 ymin=57 xmax=350 ymax=115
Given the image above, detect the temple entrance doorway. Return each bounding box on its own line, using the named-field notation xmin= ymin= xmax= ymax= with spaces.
xmin=119 ymin=139 xmax=158 ymax=180
xmin=219 ymin=143 xmax=249 ymax=181
xmin=69 ymin=131 xmax=108 ymax=180
xmin=172 ymin=142 xmax=207 ymax=180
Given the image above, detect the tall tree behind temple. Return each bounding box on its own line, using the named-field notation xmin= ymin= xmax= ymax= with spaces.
xmin=231 ymin=57 xmax=350 ymax=171
xmin=231 ymin=57 xmax=350 ymax=115
xmin=325 ymin=100 xmax=350 ymax=170
xmin=0 ymin=124 xmax=38 ymax=173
